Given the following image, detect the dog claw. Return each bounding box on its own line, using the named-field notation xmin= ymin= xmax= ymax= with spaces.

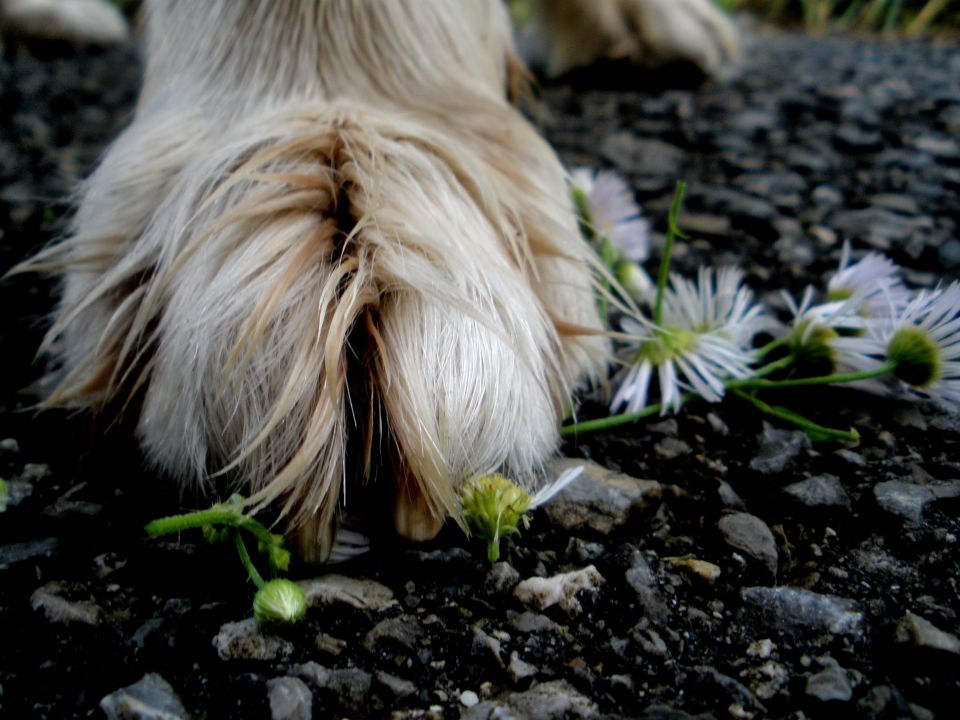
xmin=292 ymin=515 xmax=335 ymax=566
xmin=393 ymin=483 xmax=445 ymax=543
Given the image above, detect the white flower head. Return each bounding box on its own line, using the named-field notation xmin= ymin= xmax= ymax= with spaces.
xmin=827 ymin=241 xmax=911 ymax=318
xmin=611 ymin=267 xmax=767 ymax=415
xmin=783 ymin=286 xmax=883 ymax=379
xmin=876 ymin=282 xmax=960 ymax=403
xmin=570 ymin=167 xmax=650 ymax=263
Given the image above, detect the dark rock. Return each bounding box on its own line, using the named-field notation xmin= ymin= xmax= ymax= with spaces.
xmin=484 ymin=562 xmax=520 ymax=596
xmin=783 ymin=474 xmax=851 ymax=510
xmin=625 ymin=551 xmax=670 ymax=625
xmin=376 ymin=671 xmax=417 ymax=699
xmin=805 ymin=657 xmax=853 ymax=703
xmin=829 ymin=207 xmax=929 ymax=250
xmin=894 ymin=613 xmax=960 ymax=656
xmin=267 ymin=677 xmax=312 ymax=720
xmin=543 ymin=460 xmax=660 ymax=534
xmin=833 ymin=124 xmax=884 ymax=154
xmin=717 ymin=512 xmax=778 ymax=577
xmin=874 ymin=481 xmax=935 ymax=523
xmin=601 ymin=134 xmax=686 ymax=178
xmin=100 ymin=673 xmax=189 ymax=720
xmin=362 ymin=614 xmax=423 ymax=654
xmin=741 ymin=587 xmax=863 ymax=637
xmin=0 ymin=536 xmax=58 ymax=570
xmin=212 ymin=618 xmax=293 ymax=661
xmin=749 ymin=428 xmax=811 ymax=475
xmin=462 ymin=680 xmax=598 ymax=720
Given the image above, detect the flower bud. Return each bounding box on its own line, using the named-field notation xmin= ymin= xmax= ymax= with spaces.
xmin=461 ymin=474 xmax=532 ymax=563
xmin=253 ymin=579 xmax=307 ymax=625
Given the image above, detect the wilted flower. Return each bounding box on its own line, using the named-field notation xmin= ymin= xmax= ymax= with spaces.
xmin=877 ymin=282 xmax=960 ymax=403
xmin=612 ymin=267 xmax=767 ymax=414
xmin=253 ymin=579 xmax=308 ymax=625
xmin=570 ymin=167 xmax=650 ymax=263
xmin=827 ymin=242 xmax=911 ymax=318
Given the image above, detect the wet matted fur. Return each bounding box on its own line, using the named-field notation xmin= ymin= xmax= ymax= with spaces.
xmin=17 ymin=0 xmax=737 ymax=562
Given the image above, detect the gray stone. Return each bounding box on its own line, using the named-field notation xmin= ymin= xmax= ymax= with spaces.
xmin=874 ymin=481 xmax=935 ymax=523
xmin=462 ymin=680 xmax=598 ymax=720
xmin=30 ymin=582 xmax=101 ymax=626
xmin=362 ymin=614 xmax=423 ymax=654
xmin=638 ymin=706 xmax=717 ymax=720
xmin=749 ymin=428 xmax=810 ymax=475
xmin=514 ymin=566 xmax=603 ymax=615
xmin=376 ymin=671 xmax=417 ymax=698
xmin=783 ymin=474 xmax=851 ymax=510
xmin=940 ymin=240 xmax=960 ymax=270
xmin=294 ymin=662 xmax=371 ymax=710
xmin=718 ymin=512 xmax=778 ymax=577
xmin=0 ymin=537 xmax=58 ymax=570
xmin=601 ymin=134 xmax=685 ymax=178
xmin=741 ymin=587 xmax=863 ymax=637
xmin=100 ymin=673 xmax=189 ymax=720
xmin=0 ymin=438 xmax=20 ymax=454
xmin=509 ymin=612 xmax=566 ymax=637
xmin=857 ymin=686 xmax=910 ymax=718
xmin=298 ymin=574 xmax=395 ymax=611
xmin=212 ymin=618 xmax=293 ymax=661
xmin=508 ymin=651 xmax=539 ymax=684
xmin=654 ymin=437 xmax=691 ymax=460
xmin=829 ymin=207 xmax=929 ymax=249
xmin=542 ymin=459 xmax=660 ymax=534
xmin=267 ymin=677 xmax=312 ymax=720
xmin=895 ymin=613 xmax=960 ymax=655
xmin=484 ymin=562 xmax=520 ymax=596
xmin=805 ymin=657 xmax=853 ymax=702
xmin=625 ymin=551 xmax=670 ymax=625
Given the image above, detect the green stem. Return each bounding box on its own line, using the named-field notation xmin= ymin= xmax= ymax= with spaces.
xmin=756 ymin=334 xmax=790 ymax=359
xmin=653 ymin=181 xmax=687 ymax=327
xmin=561 ymin=399 xmax=667 ymax=437
xmin=145 ymin=509 xmax=242 ymax=537
xmin=733 ymin=390 xmax=860 ymax=443
xmin=729 ymin=362 xmax=896 ymax=391
xmin=233 ymin=528 xmax=265 ymax=589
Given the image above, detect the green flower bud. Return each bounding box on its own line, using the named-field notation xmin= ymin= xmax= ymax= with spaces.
xmin=461 ymin=474 xmax=532 ymax=563
xmin=0 ymin=477 xmax=8 ymax=513
xmin=253 ymin=579 xmax=307 ymax=625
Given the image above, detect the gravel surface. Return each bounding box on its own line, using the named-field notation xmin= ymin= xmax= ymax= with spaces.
xmin=2 ymin=24 xmax=960 ymax=720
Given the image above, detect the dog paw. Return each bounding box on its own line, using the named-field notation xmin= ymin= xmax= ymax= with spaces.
xmin=533 ymin=0 xmax=739 ymax=78
xmin=0 ymin=0 xmax=130 ymax=47
xmin=622 ymin=0 xmax=740 ymax=76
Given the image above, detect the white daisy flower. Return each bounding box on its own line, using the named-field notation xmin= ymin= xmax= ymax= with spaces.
xmin=570 ymin=167 xmax=650 ymax=263
xmin=827 ymin=242 xmax=911 ymax=318
xmin=611 ymin=267 xmax=767 ymax=415
xmin=876 ymin=282 xmax=960 ymax=403
xmin=784 ymin=286 xmax=879 ymax=370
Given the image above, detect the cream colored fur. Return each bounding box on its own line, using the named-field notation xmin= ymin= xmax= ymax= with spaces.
xmin=20 ymin=0 xmax=737 ymax=562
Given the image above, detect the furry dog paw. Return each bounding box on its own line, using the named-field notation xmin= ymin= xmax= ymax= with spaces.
xmin=29 ymin=0 xmax=608 ymax=563
xmin=532 ymin=0 xmax=740 ymax=78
